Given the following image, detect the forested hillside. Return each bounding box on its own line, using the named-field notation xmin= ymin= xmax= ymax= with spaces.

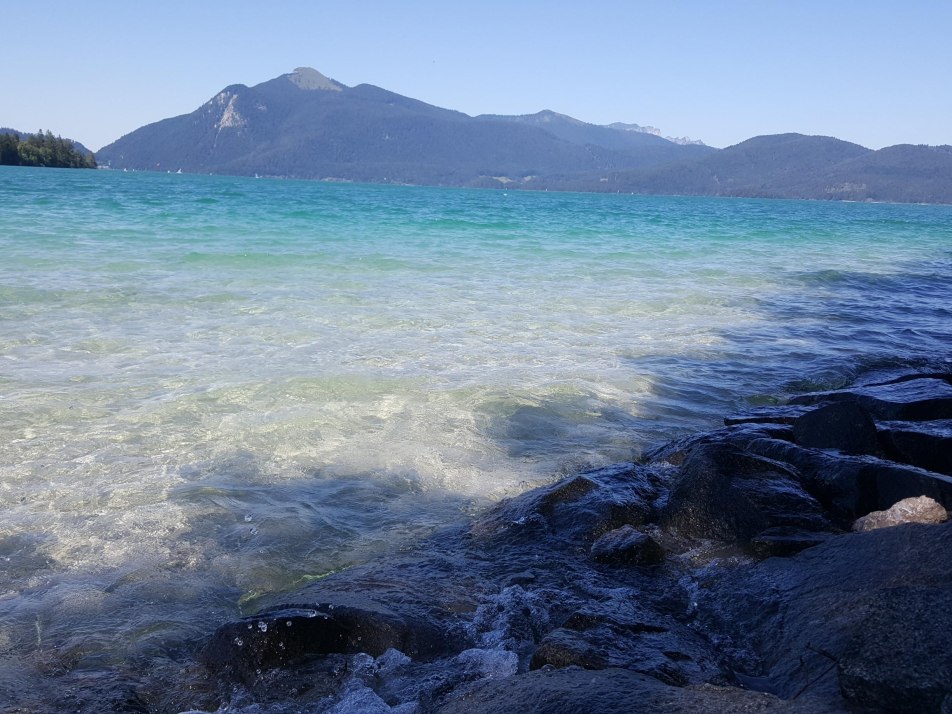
xmin=0 ymin=129 xmax=96 ymax=169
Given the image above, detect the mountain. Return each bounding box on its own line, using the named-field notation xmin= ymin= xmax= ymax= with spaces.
xmin=594 ymin=134 xmax=952 ymax=203
xmin=608 ymin=122 xmax=705 ymax=146
xmin=815 ymin=144 xmax=952 ymax=204
xmin=605 ymin=134 xmax=870 ymax=196
xmin=96 ymin=69 xmax=952 ymax=203
xmin=477 ymin=110 xmax=713 ymax=169
xmin=97 ymin=68 xmax=706 ymax=185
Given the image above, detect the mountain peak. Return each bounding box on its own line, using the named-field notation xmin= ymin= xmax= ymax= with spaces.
xmin=287 ymin=67 xmax=342 ymax=92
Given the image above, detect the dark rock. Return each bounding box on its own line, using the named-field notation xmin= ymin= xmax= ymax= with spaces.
xmin=435 ymin=666 xmax=834 ymax=714
xmin=201 ymin=607 xmax=348 ymax=681
xmin=200 ymin=603 xmax=437 ymax=682
xmin=723 ymin=404 xmax=812 ymax=427
xmin=528 ymin=596 xmax=724 ymax=687
xmin=744 ymin=437 xmax=952 ymax=521
xmin=792 ymin=401 xmax=880 ymax=455
xmin=590 ymin=525 xmax=665 ymax=565
xmin=838 ymin=586 xmax=952 ymax=713
xmin=878 ymin=419 xmax=952 ymax=475
xmin=643 ymin=422 xmax=793 ymax=467
xmin=749 ymin=527 xmax=832 ymax=557
xmin=471 ymin=463 xmax=662 ymax=547
xmin=852 ymin=495 xmax=948 ymax=532
xmin=201 ymin=548 xmax=481 ymax=684
xmin=788 ymin=377 xmax=952 ymax=421
xmin=661 ymin=442 xmax=834 ymax=550
xmin=530 ymin=627 xmax=689 ymax=685
xmin=696 ymin=522 xmax=952 ymax=704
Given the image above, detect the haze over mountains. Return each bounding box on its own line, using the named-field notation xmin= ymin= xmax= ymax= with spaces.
xmin=96 ymin=68 xmax=952 ymax=204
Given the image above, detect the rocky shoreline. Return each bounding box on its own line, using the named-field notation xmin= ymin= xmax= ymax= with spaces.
xmin=187 ymin=367 xmax=952 ymax=713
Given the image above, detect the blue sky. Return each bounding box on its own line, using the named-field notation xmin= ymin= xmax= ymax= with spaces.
xmin=4 ymin=1 xmax=950 ymax=152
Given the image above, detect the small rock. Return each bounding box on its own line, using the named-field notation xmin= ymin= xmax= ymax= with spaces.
xmin=852 ymin=495 xmax=949 ymax=532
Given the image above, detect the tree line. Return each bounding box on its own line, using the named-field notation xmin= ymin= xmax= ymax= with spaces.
xmin=0 ymin=130 xmax=96 ymax=169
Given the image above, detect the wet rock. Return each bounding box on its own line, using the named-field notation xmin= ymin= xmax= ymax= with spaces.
xmin=436 ymin=666 xmax=834 ymax=714
xmin=696 ymin=521 xmax=952 ymax=704
xmin=528 ymin=597 xmax=723 ymax=687
xmin=788 ymin=377 xmax=952 ymax=421
xmin=530 ymin=626 xmax=689 ymax=685
xmin=201 ymin=561 xmax=475 ymax=684
xmin=200 ymin=604 xmax=423 ymax=682
xmin=471 ymin=463 xmax=662 ymax=547
xmin=201 ymin=607 xmax=346 ymax=681
xmin=661 ymin=442 xmax=834 ymax=550
xmin=744 ymin=437 xmax=952 ymax=521
xmin=643 ymin=422 xmax=792 ymax=467
xmin=838 ymin=586 xmax=952 ymax=713
xmin=878 ymin=419 xmax=952 ymax=476
xmin=590 ymin=525 xmax=664 ymax=565
xmin=748 ymin=527 xmax=832 ymax=557
xmin=723 ymin=404 xmax=812 ymax=427
xmin=852 ymin=495 xmax=948 ymax=532
xmin=792 ymin=401 xmax=880 ymax=455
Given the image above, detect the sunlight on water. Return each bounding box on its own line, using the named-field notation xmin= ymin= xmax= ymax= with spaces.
xmin=0 ymin=166 xmax=950 ymax=710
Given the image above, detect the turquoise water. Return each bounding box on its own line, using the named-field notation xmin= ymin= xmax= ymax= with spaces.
xmin=1 ymin=165 xmax=951 ymax=710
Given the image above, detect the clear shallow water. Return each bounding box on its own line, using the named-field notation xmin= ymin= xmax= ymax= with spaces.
xmin=1 ymin=165 xmax=950 ymax=709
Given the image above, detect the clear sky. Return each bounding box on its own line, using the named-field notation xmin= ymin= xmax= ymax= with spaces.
xmin=4 ymin=1 xmax=950 ymax=152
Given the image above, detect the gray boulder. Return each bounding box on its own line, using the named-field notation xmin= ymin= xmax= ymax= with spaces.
xmin=852 ymin=495 xmax=948 ymax=532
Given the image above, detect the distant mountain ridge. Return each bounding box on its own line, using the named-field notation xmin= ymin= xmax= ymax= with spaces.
xmin=95 ymin=67 xmax=712 ymax=185
xmin=607 ymin=122 xmax=705 ymax=146
xmin=595 ymin=134 xmax=952 ymax=204
xmin=96 ymin=68 xmax=952 ymax=204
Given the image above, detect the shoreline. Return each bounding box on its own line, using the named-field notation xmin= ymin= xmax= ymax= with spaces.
xmin=182 ymin=364 xmax=952 ymax=713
